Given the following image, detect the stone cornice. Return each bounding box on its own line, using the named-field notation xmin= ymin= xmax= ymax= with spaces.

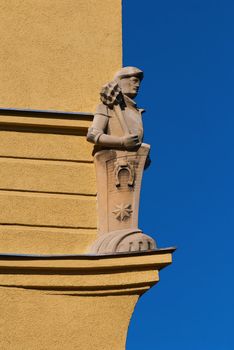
xmin=0 ymin=249 xmax=175 ymax=296
xmin=0 ymin=107 xmax=94 ymax=134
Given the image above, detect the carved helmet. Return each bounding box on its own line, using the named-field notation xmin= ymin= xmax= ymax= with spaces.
xmin=114 ymin=66 xmax=144 ymax=81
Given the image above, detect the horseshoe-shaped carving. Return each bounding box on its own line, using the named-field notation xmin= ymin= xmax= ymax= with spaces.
xmin=114 ymin=160 xmax=135 ymax=187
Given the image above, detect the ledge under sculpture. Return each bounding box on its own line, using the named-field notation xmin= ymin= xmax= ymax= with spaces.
xmin=87 ymin=66 xmax=157 ymax=254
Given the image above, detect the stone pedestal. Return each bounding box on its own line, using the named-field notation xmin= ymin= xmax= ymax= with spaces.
xmin=90 ymin=144 xmax=157 ymax=253
xmin=0 ymin=249 xmax=174 ymax=350
xmin=94 ymin=145 xmax=150 ymax=236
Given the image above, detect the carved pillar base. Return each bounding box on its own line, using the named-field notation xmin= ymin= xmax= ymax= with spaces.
xmin=0 ymin=249 xmax=174 ymax=350
xmin=91 ymin=144 xmax=157 ymax=254
xmin=89 ymin=228 xmax=156 ymax=254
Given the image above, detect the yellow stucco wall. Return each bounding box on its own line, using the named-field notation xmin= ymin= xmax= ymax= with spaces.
xmin=0 ymin=252 xmax=173 ymax=350
xmin=0 ymin=112 xmax=97 ymax=254
xmin=0 ymin=0 xmax=122 ymax=112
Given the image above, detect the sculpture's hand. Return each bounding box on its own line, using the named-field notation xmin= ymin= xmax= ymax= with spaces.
xmin=121 ymin=134 xmax=141 ymax=150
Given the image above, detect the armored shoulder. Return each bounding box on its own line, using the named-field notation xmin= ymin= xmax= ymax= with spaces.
xmin=87 ymin=104 xmax=110 ymax=144
xmin=95 ymin=103 xmax=110 ymax=117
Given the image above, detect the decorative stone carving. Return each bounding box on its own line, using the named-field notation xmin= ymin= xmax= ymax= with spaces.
xmin=112 ymin=203 xmax=132 ymax=221
xmin=87 ymin=66 xmax=157 ymax=254
xmin=114 ymin=159 xmax=135 ymax=187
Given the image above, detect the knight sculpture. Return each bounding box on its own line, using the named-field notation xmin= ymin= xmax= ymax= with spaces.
xmin=87 ymin=66 xmax=157 ymax=254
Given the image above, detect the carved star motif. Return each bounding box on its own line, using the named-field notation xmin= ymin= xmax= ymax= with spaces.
xmin=112 ymin=203 xmax=132 ymax=221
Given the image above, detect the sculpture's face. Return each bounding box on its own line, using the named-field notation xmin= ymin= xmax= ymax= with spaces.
xmin=119 ymin=76 xmax=141 ymax=99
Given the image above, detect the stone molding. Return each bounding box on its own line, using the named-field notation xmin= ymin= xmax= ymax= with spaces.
xmin=0 ymin=108 xmax=93 ymax=135
xmin=0 ymin=249 xmax=174 ymax=295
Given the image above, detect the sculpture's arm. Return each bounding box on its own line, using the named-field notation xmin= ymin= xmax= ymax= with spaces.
xmin=87 ymin=114 xmax=108 ymax=143
xmin=87 ymin=113 xmax=140 ymax=149
xmin=98 ymin=133 xmax=140 ymax=149
xmin=87 ymin=114 xmax=123 ymax=147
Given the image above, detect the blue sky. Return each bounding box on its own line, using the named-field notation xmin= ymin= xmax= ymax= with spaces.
xmin=123 ymin=1 xmax=234 ymax=349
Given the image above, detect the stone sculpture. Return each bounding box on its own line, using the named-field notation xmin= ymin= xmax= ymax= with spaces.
xmin=87 ymin=66 xmax=157 ymax=254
